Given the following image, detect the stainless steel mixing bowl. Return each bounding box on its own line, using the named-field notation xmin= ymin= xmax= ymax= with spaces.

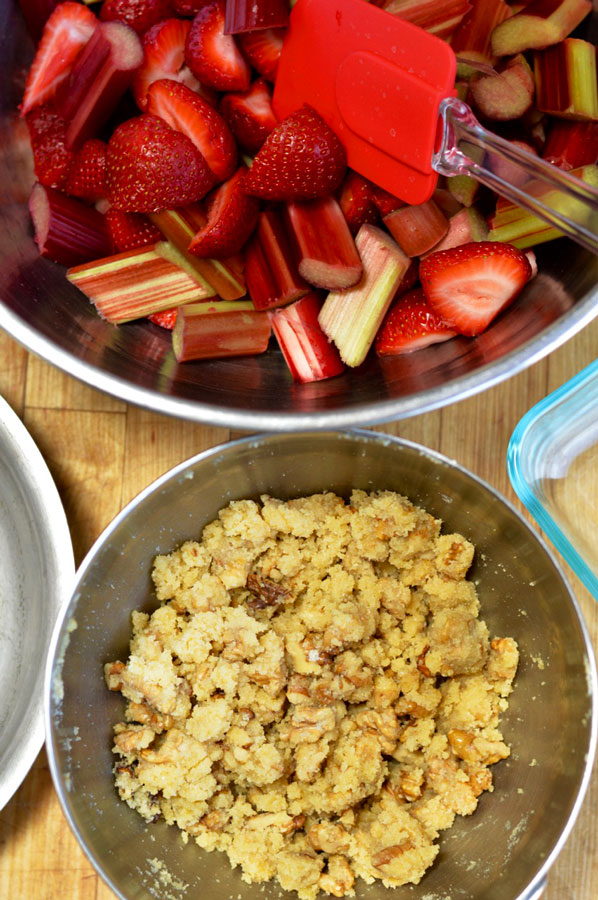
xmin=46 ymin=430 xmax=596 ymax=900
xmin=1 ymin=1 xmax=598 ymax=430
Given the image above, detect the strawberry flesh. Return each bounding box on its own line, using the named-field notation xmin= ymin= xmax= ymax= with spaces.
xmin=243 ymin=104 xmax=347 ymax=201
xmin=148 ymin=307 xmax=178 ymax=329
xmin=220 ymin=78 xmax=278 ymax=155
xmin=26 ymin=103 xmax=74 ymax=189
xmin=375 ymin=288 xmax=457 ymax=356
xmin=147 ymin=79 xmax=237 ymax=182
xmin=419 ymin=241 xmax=532 ymax=336
xmin=188 ymin=166 xmax=260 ymax=257
xmin=237 ymin=27 xmax=284 ymax=82
xmin=106 ymin=113 xmax=215 ymax=211
xmin=100 ymin=0 xmax=172 ymax=36
xmin=133 ymin=18 xmax=217 ymax=111
xmin=185 ymin=0 xmax=252 ymax=92
xmin=105 ymin=208 xmax=162 ymax=252
xmin=338 ymin=170 xmax=378 ymax=235
xmin=21 ymin=2 xmax=97 ymax=115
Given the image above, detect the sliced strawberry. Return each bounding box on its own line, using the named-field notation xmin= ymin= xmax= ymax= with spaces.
xmin=185 ymin=0 xmax=251 ymax=92
xmin=132 ymin=18 xmax=218 ymax=111
xmin=171 ymin=0 xmax=209 ymax=13
xmin=21 ymin=2 xmax=97 ymax=115
xmin=419 ymin=241 xmax=532 ymax=337
xmin=105 ymin=207 xmax=162 ymax=251
xmin=219 ymin=78 xmax=277 ymax=155
xmin=369 ymin=183 xmax=404 ymax=216
xmin=188 ymin=166 xmax=259 ymax=257
xmin=25 ymin=104 xmax=74 ymax=189
xmin=237 ymin=27 xmax=284 ymax=82
xmin=242 ymin=105 xmax=346 ymax=201
xmin=338 ymin=170 xmax=378 ymax=235
xmin=148 ymin=307 xmax=178 ymax=328
xmin=65 ymin=138 xmax=108 ymax=201
xmin=106 ymin=113 xmax=214 ymax=211
xmin=147 ymin=79 xmax=237 ymax=182
xmin=375 ymin=288 xmax=457 ymax=356
xmin=100 ymin=0 xmax=172 ymax=35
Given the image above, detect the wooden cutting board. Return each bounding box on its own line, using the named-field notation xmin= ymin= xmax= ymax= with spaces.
xmin=0 ymin=320 xmax=596 ymax=900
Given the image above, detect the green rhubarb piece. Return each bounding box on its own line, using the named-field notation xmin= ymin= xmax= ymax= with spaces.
xmin=491 ymin=0 xmax=592 ymax=57
xmin=535 ymin=38 xmax=598 ymax=121
xmin=317 ymin=224 xmax=410 ymax=367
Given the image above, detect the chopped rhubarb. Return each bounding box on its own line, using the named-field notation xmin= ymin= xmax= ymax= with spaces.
xmin=382 ymin=0 xmax=471 ymax=39
xmin=383 ymin=200 xmax=449 ymax=257
xmin=432 ymin=186 xmax=464 ymax=217
xmin=150 ymin=205 xmax=247 ymax=300
xmin=488 ymin=163 xmax=598 ymax=246
xmin=470 ymin=54 xmax=535 ymax=121
xmin=29 ymin=181 xmax=111 ymax=266
xmin=488 ymin=139 xmax=538 ymax=189
xmin=245 ymin=209 xmax=310 ymax=311
xmin=223 ymin=0 xmax=289 ymax=34
xmin=542 ymin=119 xmax=598 ymax=169
xmin=421 ymin=206 xmax=488 ymax=257
xmin=491 ymin=0 xmax=592 ymax=56
xmin=535 ymin=39 xmax=598 ymax=121
xmin=450 ymin=0 xmax=512 ymax=66
xmin=447 ymin=174 xmax=480 ymax=207
xmin=67 ymin=241 xmax=216 ymax=324
xmin=318 ymin=224 xmax=411 ymax=367
xmin=375 ymin=288 xmax=457 ymax=356
xmin=270 ymin=292 xmax=345 ymax=383
xmin=21 ymin=2 xmax=97 ymax=115
xmin=55 ymin=21 xmax=144 ymax=149
xmin=283 ymin=196 xmax=364 ymax=290
xmin=172 ymin=301 xmax=271 ymax=361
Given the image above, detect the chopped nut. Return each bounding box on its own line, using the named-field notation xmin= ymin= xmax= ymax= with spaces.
xmin=286 ymin=706 xmax=337 ymax=744
xmin=105 ymin=660 xmax=125 ymax=691
xmin=246 ymin=573 xmax=291 ymax=610
xmin=371 ymin=841 xmax=414 ymax=868
xmin=319 ymin=856 xmax=355 ymax=897
xmin=307 ymin=823 xmax=350 ymax=854
xmin=416 ymin=645 xmax=432 ymax=679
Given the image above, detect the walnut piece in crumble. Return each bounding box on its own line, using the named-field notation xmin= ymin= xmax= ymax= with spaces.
xmin=105 ymin=490 xmax=518 ymax=900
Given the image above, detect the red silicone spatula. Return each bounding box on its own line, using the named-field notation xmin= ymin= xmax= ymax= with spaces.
xmin=273 ymin=0 xmax=598 ymax=254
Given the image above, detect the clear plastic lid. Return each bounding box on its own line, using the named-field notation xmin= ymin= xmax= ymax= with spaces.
xmin=508 ymin=358 xmax=598 ymax=599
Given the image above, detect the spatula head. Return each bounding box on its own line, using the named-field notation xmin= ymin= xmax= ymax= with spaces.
xmin=273 ymin=0 xmax=457 ymax=204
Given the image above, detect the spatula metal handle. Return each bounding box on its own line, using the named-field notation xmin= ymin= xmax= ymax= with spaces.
xmin=433 ymin=97 xmax=598 ymax=256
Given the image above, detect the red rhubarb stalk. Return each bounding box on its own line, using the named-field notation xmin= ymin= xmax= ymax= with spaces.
xmin=224 ymin=0 xmax=289 ymax=34
xmin=534 ymin=39 xmax=598 ymax=121
xmin=55 ymin=21 xmax=143 ymax=149
xmin=451 ymin=0 xmax=512 ymax=65
xmin=283 ymin=195 xmax=363 ymax=290
xmin=420 ymin=207 xmax=488 ymax=257
xmin=270 ymin=292 xmax=345 ymax=383
xmin=29 ymin=181 xmax=111 ymax=266
xmin=245 ymin=209 xmax=310 ymax=311
xmin=383 ymin=200 xmax=449 ymax=257
xmin=542 ymin=119 xmax=598 ymax=169
xmin=383 ymin=0 xmax=471 ymax=39
xmin=67 ymin=241 xmax=215 ymax=323
xmin=149 ymin=204 xmax=247 ymax=300
xmin=172 ymin=301 xmax=272 ymax=361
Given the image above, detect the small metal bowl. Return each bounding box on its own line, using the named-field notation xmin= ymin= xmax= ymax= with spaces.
xmin=46 ymin=430 xmax=596 ymax=900
xmin=0 ymin=395 xmax=73 ymax=809
xmin=1 ymin=1 xmax=598 ymax=430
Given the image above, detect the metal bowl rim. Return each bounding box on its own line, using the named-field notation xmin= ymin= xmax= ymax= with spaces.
xmin=44 ymin=428 xmax=598 ymax=900
xmin=5 ymin=276 xmax=598 ymax=431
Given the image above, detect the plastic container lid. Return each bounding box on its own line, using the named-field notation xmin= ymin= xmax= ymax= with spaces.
xmin=508 ymin=359 xmax=598 ymax=599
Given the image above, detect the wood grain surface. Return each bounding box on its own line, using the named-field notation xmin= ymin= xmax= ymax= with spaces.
xmin=0 ymin=320 xmax=596 ymax=900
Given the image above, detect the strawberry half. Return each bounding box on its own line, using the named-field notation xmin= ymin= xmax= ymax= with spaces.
xmin=106 ymin=113 xmax=214 ymax=212
xmin=133 ymin=18 xmax=218 ymax=111
xmin=242 ymin=105 xmax=347 ymax=201
xmin=105 ymin=207 xmax=162 ymax=251
xmin=21 ymin=2 xmax=97 ymax=115
xmin=375 ymin=288 xmax=457 ymax=356
xmin=338 ymin=170 xmax=378 ymax=235
xmin=419 ymin=241 xmax=532 ymax=337
xmin=100 ymin=0 xmax=172 ymax=35
xmin=220 ymin=78 xmax=277 ymax=155
xmin=188 ymin=166 xmax=260 ymax=257
xmin=185 ymin=0 xmax=251 ymax=92
xmin=237 ymin=27 xmax=284 ymax=82
xmin=65 ymin=138 xmax=108 ymax=201
xmin=147 ymin=79 xmax=237 ymax=182
xmin=26 ymin=104 xmax=74 ymax=189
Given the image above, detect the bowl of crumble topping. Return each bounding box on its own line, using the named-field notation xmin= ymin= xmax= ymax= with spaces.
xmin=45 ymin=430 xmax=596 ymax=900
